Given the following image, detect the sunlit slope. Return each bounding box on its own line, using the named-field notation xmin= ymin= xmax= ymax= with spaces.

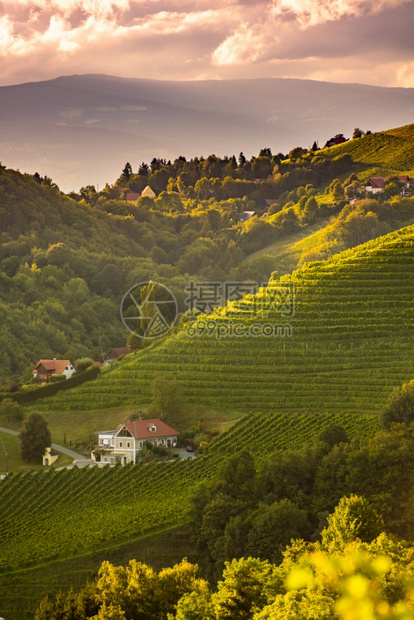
xmin=0 ymin=410 xmax=377 ymax=574
xmin=37 ymin=225 xmax=414 ymax=416
xmin=320 ymin=123 xmax=414 ymax=172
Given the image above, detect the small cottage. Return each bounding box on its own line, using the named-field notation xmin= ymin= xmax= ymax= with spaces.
xmin=32 ymin=359 xmax=75 ymax=382
xmin=141 ymin=186 xmax=156 ymax=199
xmin=102 ymin=347 xmax=133 ymax=366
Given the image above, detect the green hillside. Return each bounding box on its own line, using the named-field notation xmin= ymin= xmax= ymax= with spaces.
xmin=319 ymin=123 xmax=414 ymax=175
xmin=35 ymin=223 xmax=414 ymax=417
xmin=0 ymin=411 xmax=377 ymax=573
xmin=2 ymin=125 xmax=414 ymax=384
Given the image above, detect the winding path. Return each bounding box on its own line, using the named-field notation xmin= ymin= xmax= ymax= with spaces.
xmin=0 ymin=426 xmax=89 ymax=463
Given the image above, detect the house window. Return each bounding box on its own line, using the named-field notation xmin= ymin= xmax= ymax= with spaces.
xmin=150 ymin=425 xmax=157 ymax=432
xmin=139 ymin=441 xmax=143 ymax=448
xmin=119 ymin=441 xmax=123 ymax=448
xmin=127 ymin=442 xmax=131 ymax=448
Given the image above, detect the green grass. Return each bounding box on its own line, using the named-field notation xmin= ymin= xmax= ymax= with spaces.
xmin=0 ymin=432 xmax=28 ymax=474
xmin=18 ymin=403 xmax=243 ymax=448
xmin=318 ymin=123 xmax=414 ymax=177
xmin=246 ymin=218 xmax=329 ymax=265
xmin=0 ymin=431 xmax=73 ymax=474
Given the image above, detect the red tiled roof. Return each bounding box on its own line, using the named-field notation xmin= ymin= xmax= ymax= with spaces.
xmin=104 ymin=347 xmax=133 ymax=360
xmin=33 ymin=359 xmax=72 ymax=374
xmin=119 ymin=419 xmax=179 ymax=439
xmin=125 ymin=192 xmax=141 ymax=201
xmin=326 ymin=135 xmax=347 ymax=146
xmin=366 ymin=177 xmax=386 ymax=189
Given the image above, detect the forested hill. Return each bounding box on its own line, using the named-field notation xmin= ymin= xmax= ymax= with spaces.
xmin=1 ymin=123 xmax=414 ymax=381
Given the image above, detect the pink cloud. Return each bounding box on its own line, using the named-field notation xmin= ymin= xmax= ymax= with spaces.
xmin=0 ymin=0 xmax=413 ymax=87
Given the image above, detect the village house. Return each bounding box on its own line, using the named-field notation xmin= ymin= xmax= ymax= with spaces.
xmin=125 ymin=192 xmax=141 ymax=201
xmin=92 ymin=418 xmax=180 ymax=465
xmin=141 ymin=185 xmax=156 ymax=199
xmin=102 ymin=347 xmax=133 ymax=366
xmin=365 ymin=177 xmax=387 ymax=194
xmin=325 ymin=134 xmax=347 ymax=147
xmin=32 ymin=359 xmax=75 ymax=382
xmin=365 ymin=175 xmax=414 ymax=195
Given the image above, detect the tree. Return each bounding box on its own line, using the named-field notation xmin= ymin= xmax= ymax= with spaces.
xmin=74 ymin=357 xmax=94 ymax=373
xmin=138 ymin=162 xmax=149 ymax=176
xmin=150 ymin=376 xmax=182 ymax=418
xmin=34 ymin=588 xmax=81 ymax=620
xmin=321 ymin=495 xmax=383 ymax=552
xmin=238 ymin=152 xmax=246 ymax=166
xmin=289 ymin=147 xmax=307 ymax=162
xmin=302 ymin=196 xmax=318 ymax=224
xmin=329 ymin=178 xmax=345 ymax=203
xmin=211 ymin=557 xmax=273 ymax=619
xmin=352 ymin=127 xmax=365 ymax=139
xmin=0 ymin=397 xmax=24 ymax=423
xmin=19 ymin=412 xmax=51 ymax=464
xmin=211 ymin=450 xmax=257 ymax=503
xmin=318 ymin=423 xmax=349 ymax=448
xmin=121 ymin=162 xmax=133 ymax=184
xmin=246 ymin=500 xmax=310 ymax=563
xmin=381 ymin=379 xmax=414 ymax=428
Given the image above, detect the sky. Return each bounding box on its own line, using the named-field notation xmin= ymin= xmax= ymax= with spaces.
xmin=0 ymin=0 xmax=414 ymax=87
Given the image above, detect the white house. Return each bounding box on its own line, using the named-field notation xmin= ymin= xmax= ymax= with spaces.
xmin=93 ymin=418 xmax=180 ymax=465
xmin=365 ymin=175 xmax=414 ymax=195
xmin=365 ymin=177 xmax=386 ymax=194
xmin=32 ymin=359 xmax=75 ymax=382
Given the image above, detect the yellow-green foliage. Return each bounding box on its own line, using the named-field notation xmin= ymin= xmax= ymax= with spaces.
xmin=33 ymin=533 xmax=414 ymax=620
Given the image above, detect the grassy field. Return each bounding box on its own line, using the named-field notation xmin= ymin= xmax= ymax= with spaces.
xmin=246 ymin=218 xmax=330 ymax=266
xmin=0 ymin=430 xmax=73 ymax=474
xmin=319 ymin=123 xmax=414 ymax=177
xmin=16 ymin=403 xmax=243 ymax=448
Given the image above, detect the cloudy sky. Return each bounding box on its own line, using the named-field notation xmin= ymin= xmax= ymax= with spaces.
xmin=1 ymin=0 xmax=414 ymax=87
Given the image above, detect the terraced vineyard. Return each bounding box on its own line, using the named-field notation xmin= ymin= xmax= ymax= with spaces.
xmin=35 ymin=225 xmax=414 ymax=417
xmin=0 ymin=410 xmax=377 ymax=574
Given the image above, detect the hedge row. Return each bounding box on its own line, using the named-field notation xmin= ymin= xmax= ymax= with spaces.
xmin=0 ymin=365 xmax=100 ymax=405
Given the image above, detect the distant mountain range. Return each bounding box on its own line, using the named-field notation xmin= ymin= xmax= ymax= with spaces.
xmin=1 ymin=74 xmax=414 ymax=192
